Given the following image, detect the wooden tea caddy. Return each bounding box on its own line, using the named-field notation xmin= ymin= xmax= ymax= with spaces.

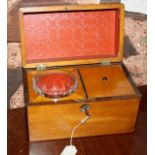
xmin=19 ymin=3 xmax=141 ymax=142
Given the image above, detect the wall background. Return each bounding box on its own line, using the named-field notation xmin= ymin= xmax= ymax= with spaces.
xmin=121 ymin=0 xmax=147 ymax=14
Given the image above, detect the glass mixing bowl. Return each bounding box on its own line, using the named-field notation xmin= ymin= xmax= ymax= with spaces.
xmin=32 ymin=70 xmax=77 ymax=99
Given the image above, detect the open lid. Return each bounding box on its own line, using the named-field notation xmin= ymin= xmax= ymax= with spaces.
xmin=19 ymin=4 xmax=124 ymax=68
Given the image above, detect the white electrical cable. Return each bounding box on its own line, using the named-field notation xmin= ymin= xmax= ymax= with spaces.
xmin=61 ymin=115 xmax=90 ymax=155
xmin=70 ymin=115 xmax=90 ymax=146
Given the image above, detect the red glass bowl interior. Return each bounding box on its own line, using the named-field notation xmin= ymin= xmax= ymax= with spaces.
xmin=33 ymin=71 xmax=77 ymax=98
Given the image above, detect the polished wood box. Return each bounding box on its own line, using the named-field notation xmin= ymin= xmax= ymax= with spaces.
xmin=19 ymin=3 xmax=141 ymax=142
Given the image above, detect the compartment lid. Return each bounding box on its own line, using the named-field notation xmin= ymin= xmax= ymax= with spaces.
xmin=19 ymin=4 xmax=124 ymax=68
xmin=79 ymin=64 xmax=137 ymax=99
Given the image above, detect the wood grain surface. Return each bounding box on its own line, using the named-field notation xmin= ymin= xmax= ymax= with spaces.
xmin=79 ymin=64 xmax=136 ymax=98
xmin=28 ymin=98 xmax=140 ymax=141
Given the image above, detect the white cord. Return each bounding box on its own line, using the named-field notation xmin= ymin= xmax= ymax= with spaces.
xmin=70 ymin=116 xmax=90 ymax=146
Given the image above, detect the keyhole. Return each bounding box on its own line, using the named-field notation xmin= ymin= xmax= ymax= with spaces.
xmin=102 ymin=76 xmax=108 ymax=81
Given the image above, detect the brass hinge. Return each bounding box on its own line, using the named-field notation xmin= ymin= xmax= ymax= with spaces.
xmin=36 ymin=64 xmax=46 ymax=70
xmin=101 ymin=60 xmax=110 ymax=66
xmin=87 ymin=97 xmax=96 ymax=102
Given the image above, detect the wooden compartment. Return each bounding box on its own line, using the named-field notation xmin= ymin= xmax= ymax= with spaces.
xmin=79 ymin=64 xmax=136 ymax=99
xmin=24 ymin=68 xmax=86 ymax=103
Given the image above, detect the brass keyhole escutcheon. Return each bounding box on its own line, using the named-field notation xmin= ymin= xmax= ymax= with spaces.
xmin=80 ymin=104 xmax=90 ymax=112
xmin=80 ymin=104 xmax=91 ymax=117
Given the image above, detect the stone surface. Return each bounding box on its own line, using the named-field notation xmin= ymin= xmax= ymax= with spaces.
xmin=123 ymin=16 xmax=147 ymax=85
xmin=10 ymin=85 xmax=25 ymax=109
xmin=7 ymin=43 xmax=22 ymax=68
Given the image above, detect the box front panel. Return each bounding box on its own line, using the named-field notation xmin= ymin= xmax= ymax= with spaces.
xmin=28 ymin=98 xmax=140 ymax=141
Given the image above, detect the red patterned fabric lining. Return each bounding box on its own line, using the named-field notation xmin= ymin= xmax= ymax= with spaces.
xmin=23 ymin=10 xmax=120 ymax=63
